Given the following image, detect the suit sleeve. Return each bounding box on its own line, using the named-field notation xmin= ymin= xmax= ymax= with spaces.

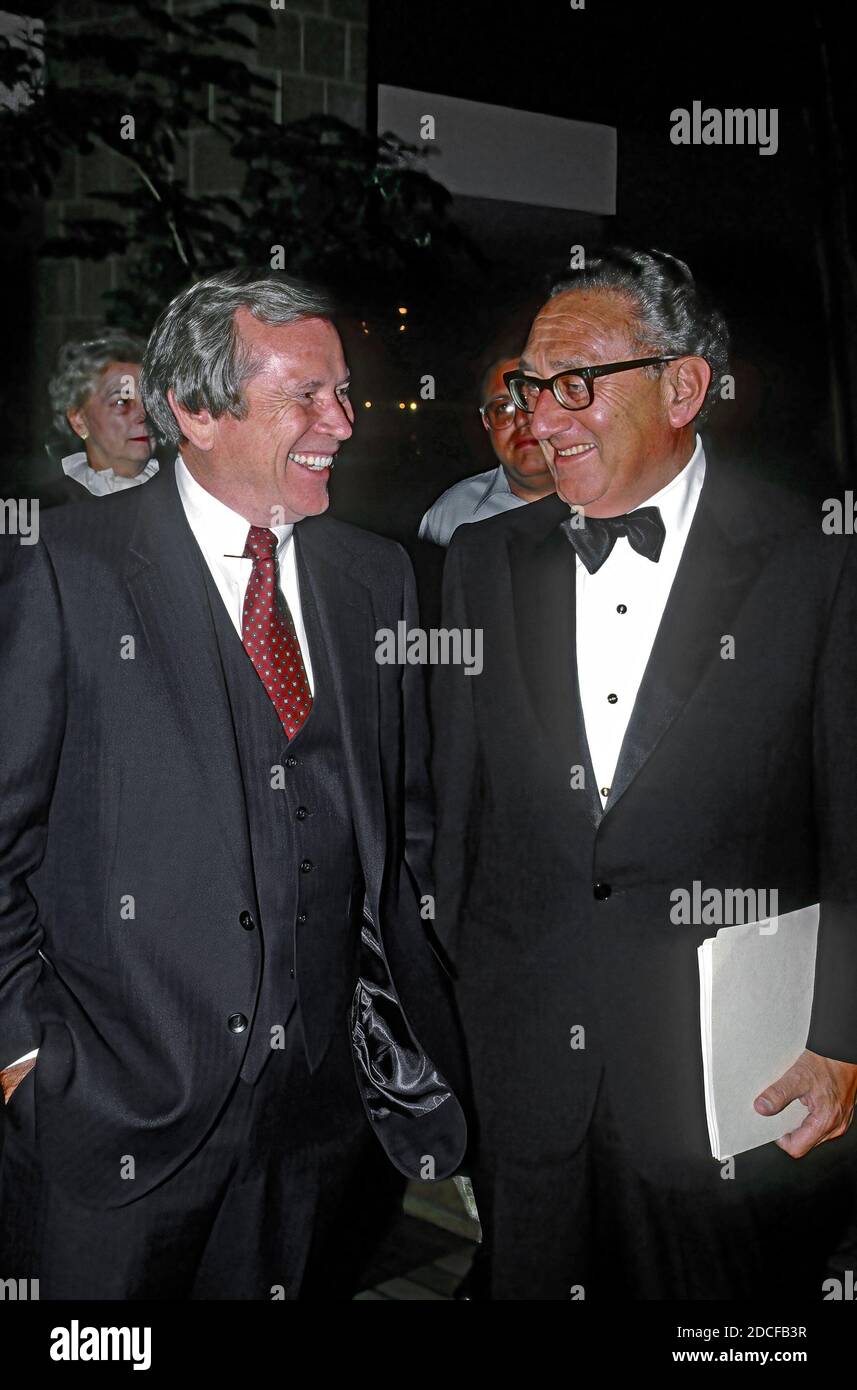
xmin=0 ymin=535 xmax=67 ymax=1064
xmin=431 ymin=532 xmax=483 ymax=961
xmin=806 ymin=538 xmax=857 ymax=1063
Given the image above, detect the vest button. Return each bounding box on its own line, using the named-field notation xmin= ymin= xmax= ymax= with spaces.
xmin=238 ymin=910 xmax=255 ymax=931
xmin=227 ymin=1012 xmax=248 ymax=1033
xmin=300 ymin=859 xmax=313 ymax=873
xmin=286 ymin=756 xmax=298 ymax=768
xmin=295 ymin=806 xmax=308 ymax=820
xmin=593 ymin=882 xmax=612 ymax=901
xmin=297 ymin=912 xmax=307 ymax=924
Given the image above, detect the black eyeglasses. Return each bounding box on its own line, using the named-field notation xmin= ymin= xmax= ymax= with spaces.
xmin=479 ymin=396 xmax=518 ymax=431
xmin=503 ymin=356 xmax=682 ymax=413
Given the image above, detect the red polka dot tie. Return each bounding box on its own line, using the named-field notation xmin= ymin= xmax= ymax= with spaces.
xmin=241 ymin=525 xmax=312 ymax=739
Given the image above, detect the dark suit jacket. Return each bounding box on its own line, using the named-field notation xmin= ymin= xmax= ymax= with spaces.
xmin=0 ymin=466 xmax=467 ymax=1206
xmin=432 ymin=462 xmax=857 ymax=1181
xmin=34 ymin=473 xmax=98 ymax=509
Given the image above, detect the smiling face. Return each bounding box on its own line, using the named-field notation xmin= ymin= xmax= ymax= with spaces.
xmin=67 ymin=361 xmax=155 ymax=477
xmin=521 ymin=290 xmax=701 ymax=517
xmin=482 ymin=358 xmax=555 ymax=499
xmin=173 ymin=310 xmax=354 ymax=526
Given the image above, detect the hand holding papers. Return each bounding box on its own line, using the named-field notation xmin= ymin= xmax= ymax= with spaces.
xmin=698 ymin=903 xmax=819 ymax=1160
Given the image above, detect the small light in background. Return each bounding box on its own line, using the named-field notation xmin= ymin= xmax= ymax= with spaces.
xmin=408 ymin=402 xmax=417 ymax=411
xmin=363 ymin=400 xmax=372 ymax=408
xmin=398 ymin=306 xmax=408 ymax=316
xmin=399 ymin=323 xmax=406 ymax=332
xmin=398 ymin=402 xmax=406 ymax=410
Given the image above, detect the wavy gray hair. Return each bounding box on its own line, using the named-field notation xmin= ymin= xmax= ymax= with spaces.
xmin=140 ymin=268 xmax=333 ymax=446
xmin=49 ymin=330 xmax=148 ymax=440
xmin=548 ymin=247 xmax=729 ymax=423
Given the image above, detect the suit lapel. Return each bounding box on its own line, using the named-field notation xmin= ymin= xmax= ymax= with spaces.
xmin=122 ymin=467 xmax=257 ymax=910
xmin=295 ymin=518 xmax=386 ymax=901
xmin=509 ymin=493 xmax=603 ymax=826
xmin=605 ymin=463 xmax=774 ymax=813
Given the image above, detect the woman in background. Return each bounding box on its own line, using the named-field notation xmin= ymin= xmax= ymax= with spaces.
xmin=44 ymin=330 xmax=159 ymax=504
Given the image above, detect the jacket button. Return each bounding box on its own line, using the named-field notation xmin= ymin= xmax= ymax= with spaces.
xmin=286 ymin=755 xmax=298 ymax=768
xmin=227 ymin=1013 xmax=248 ymax=1033
xmin=239 ymin=910 xmax=255 ymax=931
xmin=295 ymin=806 xmax=308 ymax=820
xmin=300 ymin=859 xmax=313 ymax=873
xmin=593 ymin=882 xmax=611 ymax=901
xmin=289 ymin=968 xmax=295 ymax=979
xmin=297 ymin=912 xmax=307 ymax=924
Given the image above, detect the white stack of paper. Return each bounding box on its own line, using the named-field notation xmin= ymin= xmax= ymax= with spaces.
xmin=698 ymin=903 xmax=819 ymax=1160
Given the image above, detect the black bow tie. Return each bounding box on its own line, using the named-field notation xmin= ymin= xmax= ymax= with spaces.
xmin=559 ymin=505 xmax=666 ymax=575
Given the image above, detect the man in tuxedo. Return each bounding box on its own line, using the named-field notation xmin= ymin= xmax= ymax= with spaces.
xmin=433 ymin=247 xmax=857 ymax=1300
xmin=0 ymin=268 xmax=466 ymax=1299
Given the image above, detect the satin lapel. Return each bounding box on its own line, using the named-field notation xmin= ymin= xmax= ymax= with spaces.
xmin=295 ymin=519 xmax=385 ymax=900
xmin=509 ymin=497 xmax=602 ymax=827
xmin=122 ymin=468 xmax=257 ymax=909
xmin=605 ymin=466 xmax=772 ymax=815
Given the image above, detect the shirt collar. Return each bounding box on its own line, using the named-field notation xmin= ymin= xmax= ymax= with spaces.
xmin=469 ymin=465 xmax=512 ymax=512
xmin=634 ymin=433 xmax=705 ymax=531
xmin=61 ymin=451 xmax=159 ymax=494
xmin=174 ymin=454 xmax=295 ymax=558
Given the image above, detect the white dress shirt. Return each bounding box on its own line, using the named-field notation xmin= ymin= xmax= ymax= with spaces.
xmin=174 ymin=455 xmax=314 ymax=692
xmin=2 ymin=456 xmax=314 ymax=1075
xmin=61 ymin=450 xmax=159 ymax=496
xmin=418 ymin=464 xmax=528 ymax=546
xmin=576 ymin=437 xmax=705 ymax=807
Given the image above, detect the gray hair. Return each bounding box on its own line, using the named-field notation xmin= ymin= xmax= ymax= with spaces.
xmin=140 ymin=268 xmax=333 ymax=445
xmin=49 ymin=330 xmax=148 ymax=439
xmin=548 ymin=247 xmax=729 ymax=422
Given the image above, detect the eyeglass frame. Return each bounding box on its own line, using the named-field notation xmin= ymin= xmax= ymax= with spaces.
xmin=478 ymin=394 xmax=520 ymax=431
xmin=503 ymin=355 xmax=683 ymax=413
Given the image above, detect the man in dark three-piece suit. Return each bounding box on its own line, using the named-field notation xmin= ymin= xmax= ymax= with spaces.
xmin=433 ymin=249 xmax=857 ymax=1300
xmin=0 ymin=269 xmax=466 ymax=1299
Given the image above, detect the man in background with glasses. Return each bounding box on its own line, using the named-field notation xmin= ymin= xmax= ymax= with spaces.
xmin=433 ymin=247 xmax=857 ymax=1300
xmin=418 ymin=353 xmax=554 ymax=548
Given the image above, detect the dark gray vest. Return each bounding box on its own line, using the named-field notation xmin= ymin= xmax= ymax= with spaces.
xmin=199 ymin=547 xmax=362 ymax=1086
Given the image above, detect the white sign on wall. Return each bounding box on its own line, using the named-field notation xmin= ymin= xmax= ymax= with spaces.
xmin=378 ymin=84 xmax=616 ymax=215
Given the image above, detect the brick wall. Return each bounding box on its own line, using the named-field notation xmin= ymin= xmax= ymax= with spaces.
xmin=33 ymin=0 xmax=369 ymax=450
